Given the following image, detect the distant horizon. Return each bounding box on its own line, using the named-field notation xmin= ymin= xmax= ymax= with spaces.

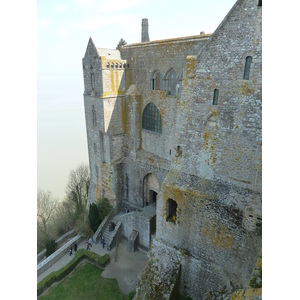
xmin=37 ymin=73 xmax=89 ymax=200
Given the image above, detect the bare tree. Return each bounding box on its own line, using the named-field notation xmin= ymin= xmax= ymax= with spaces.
xmin=37 ymin=188 xmax=57 ymax=239
xmin=66 ymin=163 xmax=90 ymax=213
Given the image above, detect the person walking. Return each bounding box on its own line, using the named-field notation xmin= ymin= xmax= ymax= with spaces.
xmin=88 ymin=237 xmax=92 ymax=249
xmin=73 ymin=242 xmax=78 ymax=252
xmin=69 ymin=245 xmax=73 ymax=256
xmin=100 ymin=236 xmax=106 ymax=249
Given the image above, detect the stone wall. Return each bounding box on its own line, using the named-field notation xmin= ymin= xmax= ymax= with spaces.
xmin=82 ymin=0 xmax=262 ymax=298
xmin=121 ymin=211 xmax=152 ymax=249
xmin=154 ymin=0 xmax=262 ymax=298
xmin=120 ymin=35 xmax=209 ymax=162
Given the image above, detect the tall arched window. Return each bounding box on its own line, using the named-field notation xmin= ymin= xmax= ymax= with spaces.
xmin=150 ymin=71 xmax=163 ymax=90
xmin=165 ymin=69 xmax=179 ymax=96
xmin=243 ymin=56 xmax=253 ymax=80
xmin=142 ymin=103 xmax=162 ymax=133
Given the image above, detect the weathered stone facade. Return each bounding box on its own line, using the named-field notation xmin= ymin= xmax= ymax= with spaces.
xmin=82 ymin=0 xmax=262 ymax=298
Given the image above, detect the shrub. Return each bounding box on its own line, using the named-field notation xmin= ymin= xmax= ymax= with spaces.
xmin=127 ymin=290 xmax=136 ymax=300
xmin=45 ymin=239 xmax=57 ymax=257
xmin=97 ymin=197 xmax=113 ymax=221
xmin=88 ymin=203 xmax=101 ymax=233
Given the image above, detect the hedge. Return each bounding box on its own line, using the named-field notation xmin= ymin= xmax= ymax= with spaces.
xmin=37 ymin=249 xmax=110 ymax=296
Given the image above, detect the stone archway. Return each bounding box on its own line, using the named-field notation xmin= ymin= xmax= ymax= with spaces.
xmin=143 ymin=173 xmax=159 ymax=207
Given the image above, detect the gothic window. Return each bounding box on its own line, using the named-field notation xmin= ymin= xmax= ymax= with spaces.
xmin=166 ymin=198 xmax=177 ymax=223
xmin=91 ymin=72 xmax=95 ymax=89
xmin=165 ymin=69 xmax=179 ymax=96
xmin=150 ymin=71 xmax=163 ymax=90
xmin=243 ymin=56 xmax=253 ymax=80
xmin=127 ymin=63 xmax=130 ymax=68
xmin=142 ymin=103 xmax=162 ymax=133
xmin=111 ymin=63 xmax=114 ymax=68
xmin=213 ymin=89 xmax=219 ymax=105
xmin=92 ymin=105 xmax=96 ymax=126
xmin=123 ymin=63 xmax=126 ymax=68
xmin=115 ymin=63 xmax=118 ymax=68
xmin=106 ymin=62 xmax=110 ymax=68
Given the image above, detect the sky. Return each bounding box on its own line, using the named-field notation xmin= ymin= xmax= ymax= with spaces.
xmin=37 ymin=0 xmax=237 ymax=75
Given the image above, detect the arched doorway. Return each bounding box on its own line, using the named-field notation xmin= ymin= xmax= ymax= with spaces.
xmin=143 ymin=173 xmax=159 ymax=207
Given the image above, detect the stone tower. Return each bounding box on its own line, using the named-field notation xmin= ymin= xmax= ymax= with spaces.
xmin=141 ymin=18 xmax=150 ymax=42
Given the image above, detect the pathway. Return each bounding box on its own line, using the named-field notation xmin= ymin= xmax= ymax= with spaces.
xmin=37 ymin=237 xmax=149 ymax=295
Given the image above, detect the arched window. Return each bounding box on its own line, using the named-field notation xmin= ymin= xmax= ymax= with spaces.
xmin=165 ymin=69 xmax=179 ymax=96
xmin=166 ymin=198 xmax=177 ymax=223
xmin=142 ymin=103 xmax=162 ymax=133
xmin=257 ymin=0 xmax=262 ymax=6
xmin=150 ymin=71 xmax=163 ymax=90
xmin=243 ymin=56 xmax=253 ymax=80
xmin=213 ymin=89 xmax=219 ymax=105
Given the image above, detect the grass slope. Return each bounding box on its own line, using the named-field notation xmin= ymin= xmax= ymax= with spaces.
xmin=39 ymin=263 xmax=126 ymax=300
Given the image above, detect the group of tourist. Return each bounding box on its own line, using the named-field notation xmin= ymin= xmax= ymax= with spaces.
xmin=68 ymin=241 xmax=78 ymax=256
xmin=68 ymin=226 xmax=116 ymax=255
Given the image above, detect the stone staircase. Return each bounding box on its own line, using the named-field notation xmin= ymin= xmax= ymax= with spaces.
xmin=101 ymin=217 xmax=122 ymax=251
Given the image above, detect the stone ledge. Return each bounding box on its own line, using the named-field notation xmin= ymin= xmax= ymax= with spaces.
xmin=37 ymin=234 xmax=83 ymax=277
xmin=37 ymin=229 xmax=76 ymax=264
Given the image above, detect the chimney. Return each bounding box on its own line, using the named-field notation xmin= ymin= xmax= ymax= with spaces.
xmin=141 ymin=18 xmax=150 ymax=42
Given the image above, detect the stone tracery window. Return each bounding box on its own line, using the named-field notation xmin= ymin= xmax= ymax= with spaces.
xmin=165 ymin=69 xmax=180 ymax=96
xmin=142 ymin=103 xmax=162 ymax=134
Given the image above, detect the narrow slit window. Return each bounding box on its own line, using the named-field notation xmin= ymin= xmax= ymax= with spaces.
xmin=213 ymin=89 xmax=219 ymax=105
xmin=258 ymin=0 xmax=262 ymax=6
xmin=151 ymin=78 xmax=155 ymax=90
xmin=92 ymin=105 xmax=96 ymax=126
xmin=243 ymin=56 xmax=253 ymax=80
xmin=91 ymin=72 xmax=95 ymax=89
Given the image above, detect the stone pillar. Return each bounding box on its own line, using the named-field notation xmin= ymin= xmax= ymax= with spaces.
xmin=141 ymin=18 xmax=150 ymax=42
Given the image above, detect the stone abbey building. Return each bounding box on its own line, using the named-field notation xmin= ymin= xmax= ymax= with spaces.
xmin=82 ymin=0 xmax=262 ymax=298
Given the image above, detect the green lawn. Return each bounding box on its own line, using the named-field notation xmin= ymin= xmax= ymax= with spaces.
xmin=39 ymin=263 xmax=126 ymax=300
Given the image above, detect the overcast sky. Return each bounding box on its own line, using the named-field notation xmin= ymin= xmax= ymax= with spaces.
xmin=38 ymin=0 xmax=237 ymax=75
